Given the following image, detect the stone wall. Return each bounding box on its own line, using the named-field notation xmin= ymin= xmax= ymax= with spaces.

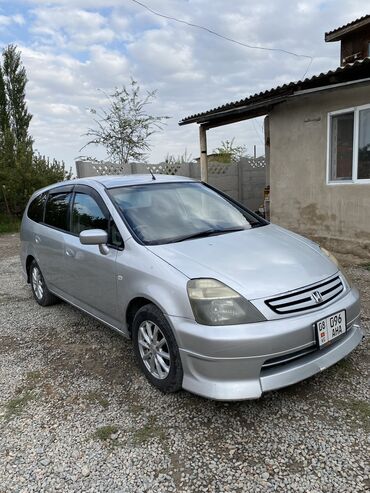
xmin=75 ymin=157 xmax=267 ymax=212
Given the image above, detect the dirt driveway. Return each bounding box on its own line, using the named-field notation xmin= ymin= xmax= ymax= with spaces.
xmin=0 ymin=234 xmax=369 ymax=492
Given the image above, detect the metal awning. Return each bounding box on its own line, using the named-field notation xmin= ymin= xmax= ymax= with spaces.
xmin=179 ymin=58 xmax=370 ymax=129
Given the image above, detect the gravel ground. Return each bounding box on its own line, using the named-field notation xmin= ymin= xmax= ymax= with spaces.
xmin=0 ymin=233 xmax=369 ymax=493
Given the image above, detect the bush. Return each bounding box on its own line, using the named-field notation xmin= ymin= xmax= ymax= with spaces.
xmin=0 ymin=213 xmax=20 ymax=234
xmin=0 ymin=151 xmax=71 ymax=217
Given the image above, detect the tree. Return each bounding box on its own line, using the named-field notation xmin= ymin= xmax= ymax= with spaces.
xmin=213 ymin=138 xmax=248 ymax=163
xmin=2 ymin=44 xmax=32 ymax=147
xmin=81 ymin=79 xmax=169 ymax=165
xmin=0 ymin=44 xmax=71 ymax=217
xmin=164 ymin=149 xmax=194 ymax=165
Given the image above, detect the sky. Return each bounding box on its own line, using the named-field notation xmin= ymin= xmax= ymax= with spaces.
xmin=0 ymin=0 xmax=368 ymax=172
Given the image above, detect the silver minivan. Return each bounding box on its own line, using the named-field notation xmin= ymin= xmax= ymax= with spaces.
xmin=20 ymin=175 xmax=363 ymax=400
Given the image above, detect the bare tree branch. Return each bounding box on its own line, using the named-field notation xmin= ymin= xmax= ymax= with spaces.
xmin=81 ymin=79 xmax=170 ymax=166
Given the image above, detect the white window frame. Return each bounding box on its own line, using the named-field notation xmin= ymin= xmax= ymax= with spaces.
xmin=326 ymin=103 xmax=370 ymax=185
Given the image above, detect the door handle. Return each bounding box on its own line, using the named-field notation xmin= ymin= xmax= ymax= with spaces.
xmin=34 ymin=234 xmax=41 ymax=244
xmin=65 ymin=248 xmax=75 ymax=258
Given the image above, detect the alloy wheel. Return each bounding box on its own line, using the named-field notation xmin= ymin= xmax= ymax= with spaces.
xmin=31 ymin=266 xmax=44 ymax=300
xmin=138 ymin=320 xmax=171 ymax=379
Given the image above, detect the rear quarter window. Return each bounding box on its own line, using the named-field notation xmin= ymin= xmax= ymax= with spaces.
xmin=44 ymin=192 xmax=71 ymax=231
xmin=27 ymin=193 xmax=47 ymax=223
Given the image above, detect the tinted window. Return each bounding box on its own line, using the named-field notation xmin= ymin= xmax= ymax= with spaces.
xmin=45 ymin=192 xmax=71 ymax=231
xmin=28 ymin=193 xmax=46 ymax=223
xmin=71 ymin=193 xmax=108 ymax=235
xmin=110 ymin=221 xmax=123 ymax=248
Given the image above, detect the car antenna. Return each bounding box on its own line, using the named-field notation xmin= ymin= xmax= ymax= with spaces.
xmin=149 ymin=168 xmax=156 ymax=180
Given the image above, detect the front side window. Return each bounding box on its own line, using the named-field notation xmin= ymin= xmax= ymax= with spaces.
xmin=44 ymin=192 xmax=71 ymax=231
xmin=71 ymin=193 xmax=108 ymax=235
xmin=71 ymin=192 xmax=123 ymax=248
xmin=108 ymin=182 xmax=265 ymax=245
xmin=328 ymin=105 xmax=370 ymax=182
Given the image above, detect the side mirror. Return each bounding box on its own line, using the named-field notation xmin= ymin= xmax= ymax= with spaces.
xmin=79 ymin=229 xmax=109 ymax=255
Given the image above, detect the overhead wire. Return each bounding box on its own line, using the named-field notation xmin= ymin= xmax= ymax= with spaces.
xmin=129 ymin=0 xmax=314 ymax=79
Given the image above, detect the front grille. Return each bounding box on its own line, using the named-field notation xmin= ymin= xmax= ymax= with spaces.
xmin=262 ymin=345 xmax=317 ymax=369
xmin=265 ymin=275 xmax=344 ymax=315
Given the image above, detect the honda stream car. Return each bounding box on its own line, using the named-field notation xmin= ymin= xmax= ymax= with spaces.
xmin=20 ymin=175 xmax=363 ymax=400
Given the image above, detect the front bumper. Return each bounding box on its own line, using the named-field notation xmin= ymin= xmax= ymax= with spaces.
xmin=169 ymin=287 xmax=363 ymax=400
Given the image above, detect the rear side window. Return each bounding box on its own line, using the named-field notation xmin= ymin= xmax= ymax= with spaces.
xmin=71 ymin=193 xmax=108 ymax=235
xmin=45 ymin=192 xmax=71 ymax=231
xmin=27 ymin=193 xmax=46 ymax=223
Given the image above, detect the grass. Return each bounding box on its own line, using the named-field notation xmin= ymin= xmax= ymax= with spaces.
xmin=362 ymin=263 xmax=370 ymax=271
xmin=0 ymin=213 xmax=21 ymax=234
xmin=133 ymin=416 xmax=166 ymax=445
xmin=4 ymin=392 xmax=35 ymax=419
xmin=83 ymin=391 xmax=109 ymax=409
xmin=26 ymin=370 xmax=43 ymax=383
xmin=94 ymin=425 xmax=119 ymax=441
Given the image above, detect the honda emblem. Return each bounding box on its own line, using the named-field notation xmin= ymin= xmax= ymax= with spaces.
xmin=311 ymin=290 xmax=323 ymax=304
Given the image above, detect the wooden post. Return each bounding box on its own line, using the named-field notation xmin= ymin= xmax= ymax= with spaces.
xmin=199 ymin=125 xmax=208 ymax=182
xmin=237 ymin=159 xmax=243 ymax=204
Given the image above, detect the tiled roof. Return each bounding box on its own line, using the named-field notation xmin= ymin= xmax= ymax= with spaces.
xmin=325 ymin=14 xmax=370 ymax=41
xmin=179 ymin=58 xmax=370 ymax=126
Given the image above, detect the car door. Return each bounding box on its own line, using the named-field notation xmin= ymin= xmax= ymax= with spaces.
xmin=36 ymin=186 xmax=73 ymax=292
xmin=62 ymin=185 xmax=121 ymax=324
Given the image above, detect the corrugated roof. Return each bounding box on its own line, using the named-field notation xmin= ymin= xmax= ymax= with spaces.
xmin=179 ymin=57 xmax=370 ymax=127
xmin=325 ymin=14 xmax=370 ymax=41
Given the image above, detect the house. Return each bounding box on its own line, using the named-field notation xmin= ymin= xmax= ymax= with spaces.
xmin=179 ymin=16 xmax=370 ymax=257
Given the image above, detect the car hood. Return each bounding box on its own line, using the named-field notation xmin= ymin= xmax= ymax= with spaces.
xmin=147 ymin=224 xmax=338 ymax=300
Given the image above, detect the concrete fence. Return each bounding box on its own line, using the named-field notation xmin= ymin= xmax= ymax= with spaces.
xmin=76 ymin=157 xmax=267 ymax=212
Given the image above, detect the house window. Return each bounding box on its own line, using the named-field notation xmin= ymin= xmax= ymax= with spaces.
xmin=329 ymin=112 xmax=354 ymax=181
xmin=328 ymin=104 xmax=370 ymax=183
xmin=358 ymin=108 xmax=370 ymax=179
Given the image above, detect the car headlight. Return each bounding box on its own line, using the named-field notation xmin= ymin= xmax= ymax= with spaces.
xmin=320 ymin=247 xmax=339 ymax=267
xmin=187 ymin=279 xmax=266 ymax=325
xmin=320 ymin=247 xmax=352 ymax=287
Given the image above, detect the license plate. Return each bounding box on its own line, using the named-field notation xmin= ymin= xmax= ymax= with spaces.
xmin=316 ymin=310 xmax=346 ymax=347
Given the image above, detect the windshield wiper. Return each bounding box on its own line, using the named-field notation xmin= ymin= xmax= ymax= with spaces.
xmin=169 ymin=227 xmax=246 ymax=243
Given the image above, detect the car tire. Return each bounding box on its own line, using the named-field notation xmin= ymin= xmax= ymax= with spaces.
xmin=132 ymin=304 xmax=183 ymax=393
xmin=30 ymin=260 xmax=59 ymax=307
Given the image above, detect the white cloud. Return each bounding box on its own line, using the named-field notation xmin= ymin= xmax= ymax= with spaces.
xmin=30 ymin=6 xmax=116 ymax=49
xmin=2 ymin=0 xmax=368 ymax=168
xmin=0 ymin=13 xmax=25 ymax=28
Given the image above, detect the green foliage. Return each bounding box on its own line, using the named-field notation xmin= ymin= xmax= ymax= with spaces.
xmin=2 ymin=45 xmax=32 ymax=146
xmin=164 ymin=149 xmax=193 ymax=165
xmin=213 ymin=138 xmax=248 ymax=163
xmin=81 ymin=78 xmax=169 ymax=165
xmin=4 ymin=391 xmax=35 ymax=419
xmin=0 ymin=44 xmax=71 ymax=217
xmin=0 ymin=213 xmax=20 ymax=233
xmin=1 ymin=153 xmax=71 ymax=215
xmin=94 ymin=425 xmax=118 ymax=441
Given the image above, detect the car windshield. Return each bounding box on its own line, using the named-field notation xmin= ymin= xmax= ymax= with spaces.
xmin=108 ymin=182 xmax=266 ymax=245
